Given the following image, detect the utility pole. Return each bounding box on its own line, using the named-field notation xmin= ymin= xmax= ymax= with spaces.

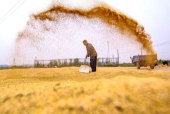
xmin=113 ymin=54 xmax=114 ymax=63
xmin=107 ymin=41 xmax=110 ymax=62
xmin=13 ymin=57 xmax=16 ymax=66
xmin=117 ymin=49 xmax=119 ymax=65
xmin=34 ymin=57 xmax=37 ymax=68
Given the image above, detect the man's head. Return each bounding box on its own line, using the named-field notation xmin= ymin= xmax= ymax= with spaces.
xmin=83 ymin=40 xmax=88 ymax=46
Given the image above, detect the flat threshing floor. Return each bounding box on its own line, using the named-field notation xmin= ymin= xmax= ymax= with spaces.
xmin=0 ymin=67 xmax=170 ymax=114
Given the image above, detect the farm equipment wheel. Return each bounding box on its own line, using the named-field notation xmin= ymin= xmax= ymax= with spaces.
xmin=150 ymin=64 xmax=154 ymax=69
xmin=136 ymin=62 xmax=140 ymax=69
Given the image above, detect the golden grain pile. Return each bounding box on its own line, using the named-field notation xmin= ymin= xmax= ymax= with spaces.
xmin=0 ymin=67 xmax=170 ymax=114
xmin=155 ymin=64 xmax=170 ymax=69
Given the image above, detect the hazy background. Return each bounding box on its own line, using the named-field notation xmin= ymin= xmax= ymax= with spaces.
xmin=0 ymin=0 xmax=170 ymax=65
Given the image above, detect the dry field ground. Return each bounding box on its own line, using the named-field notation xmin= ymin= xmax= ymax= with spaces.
xmin=0 ymin=67 xmax=170 ymax=114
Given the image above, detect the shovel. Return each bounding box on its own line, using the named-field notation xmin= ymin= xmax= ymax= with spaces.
xmin=79 ymin=59 xmax=89 ymax=73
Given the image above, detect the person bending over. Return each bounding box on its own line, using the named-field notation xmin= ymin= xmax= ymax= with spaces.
xmin=83 ymin=40 xmax=97 ymax=72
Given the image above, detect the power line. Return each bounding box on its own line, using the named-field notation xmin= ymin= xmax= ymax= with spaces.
xmin=122 ymin=41 xmax=170 ymax=54
xmin=156 ymin=51 xmax=169 ymax=54
xmin=0 ymin=0 xmax=27 ymax=24
xmin=0 ymin=0 xmax=21 ymax=21
xmin=153 ymin=41 xmax=170 ymax=47
xmin=120 ymin=47 xmax=141 ymax=55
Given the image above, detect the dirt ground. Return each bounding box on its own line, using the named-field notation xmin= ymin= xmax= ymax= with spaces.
xmin=0 ymin=67 xmax=170 ymax=114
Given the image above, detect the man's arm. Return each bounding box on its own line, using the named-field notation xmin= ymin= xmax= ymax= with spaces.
xmin=86 ymin=46 xmax=91 ymax=58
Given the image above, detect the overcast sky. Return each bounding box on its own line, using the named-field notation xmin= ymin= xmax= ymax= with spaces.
xmin=0 ymin=0 xmax=170 ymax=65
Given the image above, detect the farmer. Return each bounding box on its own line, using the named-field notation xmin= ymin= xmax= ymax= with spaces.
xmin=83 ymin=40 xmax=97 ymax=72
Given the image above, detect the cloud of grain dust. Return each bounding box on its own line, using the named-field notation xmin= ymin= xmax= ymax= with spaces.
xmin=13 ymin=0 xmax=155 ymax=64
